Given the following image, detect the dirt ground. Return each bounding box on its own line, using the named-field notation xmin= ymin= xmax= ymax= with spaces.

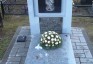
xmin=72 ymin=17 xmax=93 ymax=42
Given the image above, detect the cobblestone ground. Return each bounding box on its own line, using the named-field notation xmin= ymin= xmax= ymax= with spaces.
xmin=5 ymin=26 xmax=31 ymax=64
xmin=71 ymin=27 xmax=93 ymax=64
xmin=5 ymin=27 xmax=93 ymax=64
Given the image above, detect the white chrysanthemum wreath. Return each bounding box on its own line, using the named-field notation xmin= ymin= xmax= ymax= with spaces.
xmin=40 ymin=31 xmax=62 ymax=50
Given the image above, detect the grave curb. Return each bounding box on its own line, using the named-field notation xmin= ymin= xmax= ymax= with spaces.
xmin=0 ymin=26 xmax=22 ymax=64
xmin=82 ymin=28 xmax=93 ymax=57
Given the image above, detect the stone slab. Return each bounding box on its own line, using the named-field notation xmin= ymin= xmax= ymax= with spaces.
xmin=6 ymin=62 xmax=20 ymax=64
xmin=3 ymin=26 xmax=93 ymax=64
xmin=25 ymin=34 xmax=76 ymax=64
xmin=7 ymin=57 xmax=21 ymax=62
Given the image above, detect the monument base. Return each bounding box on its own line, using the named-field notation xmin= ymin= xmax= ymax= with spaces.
xmin=5 ymin=26 xmax=93 ymax=64
xmin=25 ymin=34 xmax=76 ymax=64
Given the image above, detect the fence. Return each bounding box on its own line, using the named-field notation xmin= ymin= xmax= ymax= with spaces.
xmin=2 ymin=3 xmax=27 ymax=15
xmin=73 ymin=4 xmax=93 ymax=17
xmin=0 ymin=1 xmax=28 ymax=17
xmin=0 ymin=1 xmax=93 ymax=17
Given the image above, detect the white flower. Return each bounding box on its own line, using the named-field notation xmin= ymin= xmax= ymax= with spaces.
xmin=42 ymin=34 xmax=44 ymax=37
xmin=51 ymin=35 xmax=54 ymax=37
xmin=56 ymin=35 xmax=58 ymax=38
xmin=59 ymin=41 xmax=61 ymax=43
xmin=54 ymin=38 xmax=56 ymax=41
xmin=52 ymin=31 xmax=55 ymax=34
xmin=51 ymin=38 xmax=54 ymax=41
xmin=41 ymin=38 xmax=43 ymax=41
xmin=49 ymin=31 xmax=52 ymax=33
xmin=45 ymin=40 xmax=47 ymax=43
xmin=55 ymin=42 xmax=58 ymax=45
xmin=40 ymin=31 xmax=62 ymax=49
xmin=45 ymin=44 xmax=48 ymax=47
xmin=45 ymin=34 xmax=47 ymax=37
xmin=48 ymin=41 xmax=50 ymax=43
xmin=44 ymin=32 xmax=47 ymax=34
xmin=47 ymin=36 xmax=50 ymax=39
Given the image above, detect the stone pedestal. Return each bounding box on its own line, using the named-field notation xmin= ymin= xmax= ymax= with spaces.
xmin=25 ymin=34 xmax=76 ymax=64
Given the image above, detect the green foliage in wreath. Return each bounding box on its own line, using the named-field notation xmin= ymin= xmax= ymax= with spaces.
xmin=40 ymin=31 xmax=62 ymax=50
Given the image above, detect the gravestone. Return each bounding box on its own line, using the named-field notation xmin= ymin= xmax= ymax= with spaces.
xmin=25 ymin=0 xmax=76 ymax=64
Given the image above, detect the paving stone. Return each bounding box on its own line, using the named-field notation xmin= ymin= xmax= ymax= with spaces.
xmin=21 ymin=26 xmax=30 ymax=30
xmin=76 ymin=28 xmax=82 ymax=32
xmin=76 ymin=43 xmax=87 ymax=46
xmin=87 ymin=62 xmax=93 ymax=64
xmin=71 ymin=39 xmax=80 ymax=43
xmin=0 ymin=60 xmax=2 ymax=63
xmin=84 ymin=50 xmax=93 ymax=58
xmin=25 ymin=42 xmax=30 ymax=48
xmin=80 ymin=58 xmax=87 ymax=63
xmin=9 ymin=48 xmax=18 ymax=56
xmin=72 ymin=43 xmax=76 ymax=47
xmin=15 ymin=41 xmax=26 ymax=44
xmin=81 ymin=63 xmax=87 ymax=64
xmin=6 ymin=62 xmax=20 ymax=64
xmin=19 ymin=29 xmax=29 ymax=35
xmin=81 ymin=62 xmax=93 ymax=64
xmin=81 ymin=63 xmax=93 ymax=64
xmin=77 ymin=46 xmax=89 ymax=50
xmin=87 ymin=58 xmax=93 ymax=63
xmin=73 ymin=33 xmax=83 ymax=37
xmin=76 ymin=62 xmax=80 ymax=64
xmin=80 ymin=58 xmax=93 ymax=63
xmin=71 ymin=28 xmax=77 ymax=31
xmin=18 ymin=48 xmax=28 ymax=53
xmin=72 ymin=31 xmax=82 ymax=34
xmin=72 ymin=43 xmax=77 ymax=49
xmin=72 ymin=30 xmax=78 ymax=33
xmin=74 ymin=50 xmax=84 ymax=54
xmin=26 ymin=36 xmax=31 ymax=42
xmin=75 ymin=53 xmax=86 ymax=58
xmin=7 ymin=57 xmax=21 ymax=62
xmin=20 ymin=56 xmax=26 ymax=64
xmin=75 ymin=58 xmax=80 ymax=63
xmin=73 ymin=46 xmax=77 ymax=50
xmin=13 ymin=43 xmax=25 ymax=48
xmin=79 ymin=37 xmax=86 ymax=43
xmin=81 ymin=62 xmax=87 ymax=64
xmin=16 ymin=51 xmax=27 ymax=56
xmin=71 ymin=36 xmax=79 ymax=40
xmin=16 ymin=48 xmax=28 ymax=56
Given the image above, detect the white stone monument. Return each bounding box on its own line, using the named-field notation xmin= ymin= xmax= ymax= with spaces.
xmin=28 ymin=0 xmax=72 ymax=34
xmin=25 ymin=0 xmax=76 ymax=64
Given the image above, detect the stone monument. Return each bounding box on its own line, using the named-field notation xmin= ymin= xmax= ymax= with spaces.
xmin=25 ymin=0 xmax=76 ymax=64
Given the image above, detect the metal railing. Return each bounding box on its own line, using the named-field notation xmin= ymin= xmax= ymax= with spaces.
xmin=73 ymin=4 xmax=93 ymax=17
xmin=0 ymin=1 xmax=93 ymax=17
xmin=0 ymin=1 xmax=28 ymax=17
